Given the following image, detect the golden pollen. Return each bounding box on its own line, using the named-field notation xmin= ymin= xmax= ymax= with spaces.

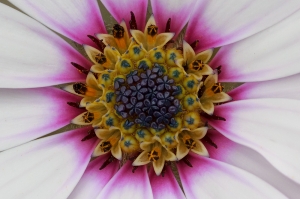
xmin=184 ymin=138 xmax=196 ymax=149
xmin=147 ymin=24 xmax=158 ymax=36
xmin=82 ymin=112 xmax=94 ymax=123
xmin=113 ymin=24 xmax=125 ymax=38
xmin=211 ymin=83 xmax=224 ymax=93
xmin=100 ymin=141 xmax=112 ymax=152
xmin=95 ymin=53 xmax=107 ymax=64
xmin=148 ymin=149 xmax=160 ymax=162
xmin=73 ymin=82 xmax=87 ymax=95
xmin=190 ymin=60 xmax=204 ymax=71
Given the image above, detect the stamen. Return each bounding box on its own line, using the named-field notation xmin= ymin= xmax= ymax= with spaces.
xmin=82 ymin=112 xmax=94 ymax=123
xmin=113 ymin=24 xmax=125 ymax=38
xmin=95 ymin=53 xmax=107 ymax=64
xmin=191 ymin=60 xmax=204 ymax=71
xmin=184 ymin=138 xmax=196 ymax=149
xmin=182 ymin=157 xmax=193 ymax=167
xmin=148 ymin=149 xmax=160 ymax=162
xmin=67 ymin=101 xmax=85 ymax=109
xmin=99 ymin=155 xmax=116 ymax=170
xmin=100 ymin=141 xmax=112 ymax=152
xmin=211 ymin=83 xmax=224 ymax=93
xmin=81 ymin=129 xmax=96 ymax=141
xmin=71 ymin=62 xmax=89 ymax=75
xmin=73 ymin=83 xmax=87 ymax=95
xmin=129 ymin=11 xmax=137 ymax=29
xmin=190 ymin=40 xmax=199 ymax=49
xmin=165 ymin=18 xmax=171 ymax=32
xmin=201 ymin=112 xmax=226 ymax=121
xmin=202 ymin=135 xmax=218 ymax=149
xmin=87 ymin=35 xmax=106 ymax=52
xmin=147 ymin=25 xmax=158 ymax=36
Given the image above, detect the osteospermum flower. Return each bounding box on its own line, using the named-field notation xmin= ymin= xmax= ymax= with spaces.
xmin=1 ymin=0 xmax=300 ymax=198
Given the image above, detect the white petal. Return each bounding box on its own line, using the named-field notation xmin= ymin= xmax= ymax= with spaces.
xmin=151 ymin=0 xmax=195 ymax=37
xmin=149 ymin=167 xmax=185 ymax=199
xmin=0 ymin=127 xmax=97 ymax=198
xmin=211 ymin=10 xmax=300 ymax=82
xmin=68 ymin=154 xmax=119 ymax=199
xmin=0 ymin=87 xmax=83 ymax=151
xmin=0 ymin=4 xmax=91 ymax=88
xmin=229 ymin=73 xmax=300 ymax=101
xmin=9 ymin=0 xmax=106 ymax=46
xmin=204 ymin=130 xmax=300 ymax=199
xmin=186 ymin=0 xmax=300 ymax=52
xmin=96 ymin=162 xmax=153 ymax=199
xmin=177 ymin=154 xmax=287 ymax=199
xmin=101 ymin=0 xmax=148 ymax=31
xmin=209 ymin=99 xmax=300 ymax=184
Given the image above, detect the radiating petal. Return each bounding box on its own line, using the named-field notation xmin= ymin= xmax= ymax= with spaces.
xmin=0 ymin=4 xmax=91 ymax=88
xmin=149 ymin=167 xmax=185 ymax=199
xmin=9 ymin=0 xmax=106 ymax=46
xmin=177 ymin=154 xmax=287 ymax=199
xmin=101 ymin=0 xmax=148 ymax=31
xmin=210 ymin=10 xmax=300 ymax=82
xmin=186 ymin=0 xmax=300 ymax=52
xmin=209 ymin=99 xmax=300 ymax=184
xmin=0 ymin=127 xmax=97 ymax=198
xmin=204 ymin=130 xmax=300 ymax=199
xmin=96 ymin=162 xmax=153 ymax=199
xmin=151 ymin=0 xmax=195 ymax=37
xmin=229 ymin=73 xmax=300 ymax=101
xmin=68 ymin=154 xmax=119 ymax=199
xmin=0 ymin=87 xmax=83 ymax=151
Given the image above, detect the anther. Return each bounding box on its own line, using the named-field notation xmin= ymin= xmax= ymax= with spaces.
xmin=182 ymin=157 xmax=193 ymax=167
xmin=200 ymin=112 xmax=226 ymax=121
xmin=147 ymin=25 xmax=158 ymax=36
xmin=190 ymin=40 xmax=199 ymax=49
xmin=99 ymin=155 xmax=116 ymax=170
xmin=202 ymin=135 xmax=218 ymax=149
xmin=67 ymin=101 xmax=84 ymax=109
xmin=95 ymin=53 xmax=107 ymax=64
xmin=73 ymin=83 xmax=87 ymax=95
xmin=129 ymin=11 xmax=137 ymax=29
xmin=81 ymin=129 xmax=96 ymax=141
xmin=216 ymin=65 xmax=222 ymax=74
xmin=113 ymin=24 xmax=125 ymax=38
xmin=211 ymin=83 xmax=224 ymax=93
xmin=71 ymin=62 xmax=89 ymax=75
xmin=87 ymin=35 xmax=106 ymax=52
xmin=100 ymin=141 xmax=112 ymax=152
xmin=191 ymin=60 xmax=204 ymax=71
xmin=165 ymin=18 xmax=171 ymax=32
xmin=82 ymin=112 xmax=94 ymax=123
xmin=184 ymin=138 xmax=196 ymax=149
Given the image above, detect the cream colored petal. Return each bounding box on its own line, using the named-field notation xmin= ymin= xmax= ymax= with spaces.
xmin=130 ymin=29 xmax=146 ymax=47
xmin=80 ymin=96 xmax=96 ymax=107
xmin=176 ymin=139 xmax=189 ymax=160
xmin=195 ymin=49 xmax=214 ymax=63
xmin=164 ymin=148 xmax=177 ymax=161
xmin=92 ymin=140 xmax=110 ymax=157
xmin=86 ymin=72 xmax=101 ymax=91
xmin=104 ymin=46 xmax=120 ymax=64
xmin=83 ymin=45 xmax=104 ymax=65
xmin=204 ymin=72 xmax=218 ymax=88
xmin=90 ymin=64 xmax=106 ymax=73
xmin=62 ymin=83 xmax=85 ymax=97
xmin=191 ymin=140 xmax=209 ymax=157
xmin=188 ymin=64 xmax=214 ymax=78
xmin=96 ymin=34 xmax=118 ymax=47
xmin=144 ymin=14 xmax=156 ymax=34
xmin=86 ymin=101 xmax=107 ymax=114
xmin=155 ymin=32 xmax=175 ymax=48
xmin=111 ymin=141 xmax=122 ymax=160
xmin=120 ymin=20 xmax=130 ymax=46
xmin=132 ymin=151 xmax=151 ymax=166
xmin=190 ymin=126 xmax=208 ymax=140
xmin=95 ymin=128 xmax=110 ymax=140
xmin=140 ymin=141 xmax=154 ymax=151
xmin=208 ymin=92 xmax=232 ymax=103
xmin=153 ymin=156 xmax=165 ymax=176
xmin=71 ymin=111 xmax=93 ymax=125
xmin=200 ymin=100 xmax=214 ymax=115
xmin=183 ymin=40 xmax=196 ymax=66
